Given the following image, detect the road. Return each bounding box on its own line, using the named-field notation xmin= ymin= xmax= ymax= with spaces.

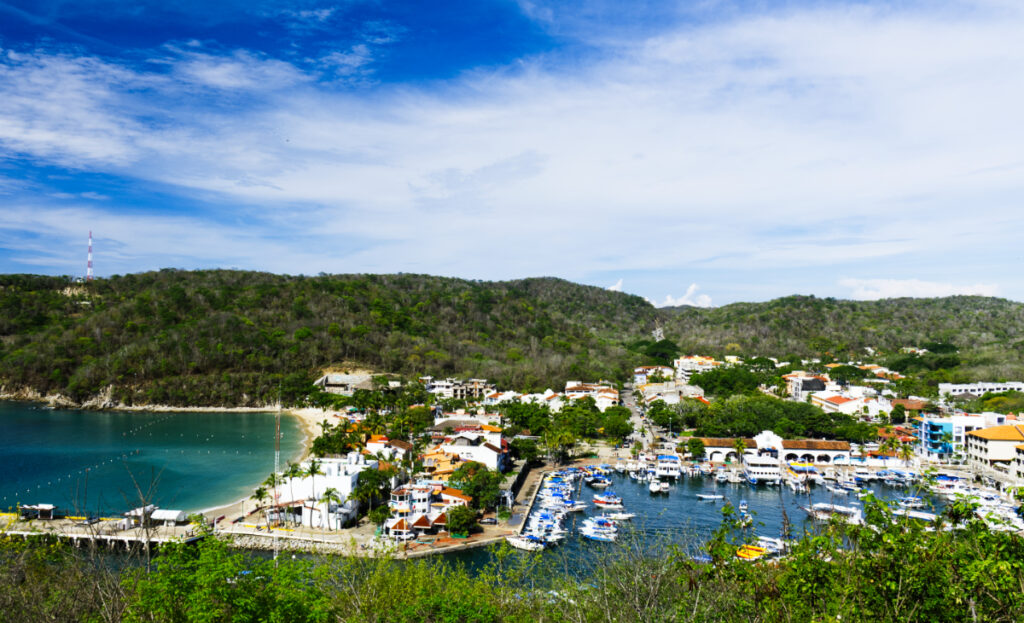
xmin=620 ymin=384 xmax=655 ymax=450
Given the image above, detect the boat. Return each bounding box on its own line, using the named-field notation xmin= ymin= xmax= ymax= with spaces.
xmin=715 ymin=469 xmax=729 ymax=483
xmin=506 ymin=535 xmax=544 ymax=552
xmin=739 ymin=500 xmax=748 ymax=512
xmin=593 ymin=493 xmax=625 ymax=509
xmin=659 ymin=481 xmax=670 ymax=492
xmin=736 ymin=544 xmax=767 ymax=560
xmin=825 ymin=485 xmax=848 ymax=496
xmin=697 ymin=494 xmax=724 ymax=501
xmin=580 ymin=529 xmax=617 ymax=542
xmin=655 ymin=454 xmax=683 ymax=479
xmin=743 ymin=453 xmax=782 ymax=486
xmin=606 ymin=512 xmax=635 ymax=521
xmin=803 ymin=503 xmax=863 ymax=525
xmin=756 ymin=536 xmax=787 ymax=554
xmin=897 ymin=496 xmax=924 ymax=509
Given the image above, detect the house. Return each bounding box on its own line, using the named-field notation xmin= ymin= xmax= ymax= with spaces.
xmin=365 ymin=435 xmax=413 ymax=461
xmin=421 ymin=377 xmax=497 ymax=400
xmin=966 ymin=424 xmax=1024 ymax=476
xmin=313 ymin=373 xmax=374 ymax=396
xmin=637 ymin=381 xmax=705 ymax=406
xmin=439 ymin=432 xmax=510 ymax=472
xmin=259 ymin=452 xmax=380 ymax=529
xmin=564 ymin=381 xmax=619 ymax=412
xmin=420 ymin=448 xmax=461 ymax=481
xmin=633 ymin=365 xmax=674 ymax=386
xmin=673 ymin=355 xmax=721 ymax=382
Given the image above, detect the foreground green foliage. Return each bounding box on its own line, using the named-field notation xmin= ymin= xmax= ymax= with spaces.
xmin=3 ymin=496 xmax=1024 ymax=623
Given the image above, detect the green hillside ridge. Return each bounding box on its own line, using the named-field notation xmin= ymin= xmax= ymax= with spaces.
xmin=1 ymin=270 xmax=1022 ymax=407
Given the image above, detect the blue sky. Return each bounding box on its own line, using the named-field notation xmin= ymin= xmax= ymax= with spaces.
xmin=2 ymin=0 xmax=1023 ymax=306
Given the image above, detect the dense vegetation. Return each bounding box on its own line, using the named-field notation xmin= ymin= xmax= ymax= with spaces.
xmin=646 ymin=395 xmax=877 ymax=443
xmin=2 ymin=271 xmax=1024 ymax=408
xmin=3 ymin=495 xmax=1023 ymax=622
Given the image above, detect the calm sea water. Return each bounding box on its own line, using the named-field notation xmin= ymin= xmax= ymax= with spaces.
xmin=0 ymin=401 xmax=304 ymax=515
xmin=444 ymin=469 xmax=939 ymax=571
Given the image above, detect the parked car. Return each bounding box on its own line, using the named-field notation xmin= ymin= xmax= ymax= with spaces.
xmin=479 ymin=517 xmax=497 ymax=525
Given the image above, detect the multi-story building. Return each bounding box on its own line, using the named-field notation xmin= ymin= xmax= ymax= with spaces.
xmin=918 ymin=412 xmax=1007 ymax=460
xmin=939 ymin=382 xmax=1024 ymax=400
xmin=966 ymin=424 xmax=1024 ymax=476
xmin=673 ymin=355 xmax=721 ymax=382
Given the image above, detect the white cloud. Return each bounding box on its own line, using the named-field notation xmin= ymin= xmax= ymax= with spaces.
xmin=839 ymin=278 xmax=999 ymax=300
xmin=2 ymin=3 xmax=1024 ymax=299
xmin=607 ymin=278 xmax=623 ymax=292
xmin=650 ymin=284 xmax=713 ymax=308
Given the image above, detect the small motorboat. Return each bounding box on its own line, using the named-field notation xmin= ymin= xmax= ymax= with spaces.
xmin=506 ymin=535 xmax=545 ymax=552
xmin=697 ymin=494 xmax=724 ymax=501
xmin=649 ymin=481 xmax=662 ymax=494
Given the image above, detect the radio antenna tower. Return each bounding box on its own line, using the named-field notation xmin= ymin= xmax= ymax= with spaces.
xmin=87 ymin=231 xmax=94 ymax=281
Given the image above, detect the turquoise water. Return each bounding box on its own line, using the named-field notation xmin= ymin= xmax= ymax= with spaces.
xmin=0 ymin=401 xmax=304 ymax=515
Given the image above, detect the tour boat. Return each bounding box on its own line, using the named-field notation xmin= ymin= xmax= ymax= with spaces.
xmin=743 ymin=454 xmax=782 ymax=486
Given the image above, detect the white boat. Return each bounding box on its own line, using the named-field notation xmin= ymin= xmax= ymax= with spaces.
xmin=606 ymin=512 xmax=635 ymax=521
xmin=825 ymin=485 xmax=847 ymax=496
xmin=743 ymin=454 xmax=782 ymax=486
xmin=697 ymin=494 xmax=724 ymax=501
xmin=804 ymin=503 xmax=863 ymax=525
xmin=659 ymin=481 xmax=670 ymax=492
xmin=506 ymin=535 xmax=545 ymax=552
xmin=649 ymin=481 xmax=662 ymax=494
xmin=756 ymin=536 xmax=787 ymax=554
xmin=655 ymin=454 xmax=683 ymax=479
xmin=897 ymin=496 xmax=924 ymax=508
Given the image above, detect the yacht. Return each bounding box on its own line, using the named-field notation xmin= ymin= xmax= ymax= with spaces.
xmin=743 ymin=453 xmax=782 ymax=486
xmin=655 ymin=454 xmax=683 ymax=479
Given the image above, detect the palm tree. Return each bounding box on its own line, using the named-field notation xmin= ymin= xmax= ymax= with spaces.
xmin=304 ymin=459 xmax=324 ymax=504
xmin=284 ymin=462 xmax=303 ymax=525
xmin=250 ymin=486 xmax=270 ymax=530
xmin=898 ymin=442 xmax=915 ymax=467
xmin=732 ymin=438 xmax=747 ymax=463
xmin=262 ymin=473 xmax=282 ymax=527
xmin=318 ymin=487 xmax=343 ymax=530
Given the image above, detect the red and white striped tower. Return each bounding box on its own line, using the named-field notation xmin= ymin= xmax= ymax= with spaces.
xmin=87 ymin=231 xmax=93 ymax=281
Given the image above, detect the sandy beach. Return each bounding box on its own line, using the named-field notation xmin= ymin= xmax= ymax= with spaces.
xmin=197 ymin=407 xmax=340 ymax=522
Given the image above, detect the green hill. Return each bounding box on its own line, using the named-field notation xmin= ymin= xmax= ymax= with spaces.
xmin=1 ymin=271 xmax=1022 ymax=407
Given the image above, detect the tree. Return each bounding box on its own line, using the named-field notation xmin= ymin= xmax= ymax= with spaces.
xmin=731 ymin=437 xmax=747 ymax=462
xmin=890 ymin=403 xmax=907 ymax=425
xmin=446 ymin=505 xmax=477 ymax=535
xmin=603 ymin=414 xmax=633 ymax=444
xmin=250 ymin=485 xmax=271 ymax=530
xmin=305 ymin=459 xmax=324 ymax=504
xmin=510 ymin=438 xmax=540 ymax=464
xmin=318 ymin=487 xmax=343 ymax=530
xmin=449 ymin=462 xmax=504 ymax=511
xmin=686 ymin=438 xmax=705 ymax=461
xmin=351 ymin=465 xmax=396 ymax=515
xmin=368 ymin=505 xmax=392 ymax=528
xmin=284 ymin=462 xmax=303 ymax=525
xmin=262 ymin=472 xmax=282 ymax=526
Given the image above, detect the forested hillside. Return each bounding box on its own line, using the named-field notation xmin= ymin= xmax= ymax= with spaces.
xmin=1 ymin=270 xmax=1023 ymax=407
xmin=662 ymin=295 xmax=1024 ymax=381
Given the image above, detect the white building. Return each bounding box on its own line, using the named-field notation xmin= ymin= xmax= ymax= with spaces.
xmin=966 ymin=424 xmax=1024 ymax=477
xmin=939 ymin=382 xmax=1024 ymax=400
xmin=564 ymin=381 xmax=620 ymax=412
xmin=638 ymin=381 xmax=705 ymax=406
xmin=633 ymin=365 xmax=674 ymax=386
xmin=673 ymin=355 xmax=721 ymax=382
xmin=262 ymin=453 xmax=380 ymax=529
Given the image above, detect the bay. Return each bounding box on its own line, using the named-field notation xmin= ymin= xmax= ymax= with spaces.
xmin=0 ymin=401 xmax=304 ymax=516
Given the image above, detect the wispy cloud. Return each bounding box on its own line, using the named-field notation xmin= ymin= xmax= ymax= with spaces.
xmin=1 ymin=2 xmax=1023 ymax=301
xmin=839 ymin=278 xmax=1000 ymax=300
